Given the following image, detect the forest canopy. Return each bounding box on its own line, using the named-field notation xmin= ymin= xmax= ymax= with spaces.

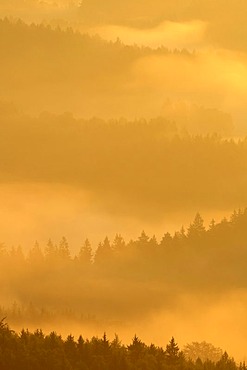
xmin=1 ymin=209 xmax=247 ymax=321
xmin=0 ymin=319 xmax=239 ymax=370
xmin=0 ymin=101 xmax=245 ymax=219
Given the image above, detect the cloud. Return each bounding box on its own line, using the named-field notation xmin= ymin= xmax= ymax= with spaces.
xmin=90 ymin=20 xmax=207 ymax=49
xmin=129 ymin=49 xmax=247 ymax=129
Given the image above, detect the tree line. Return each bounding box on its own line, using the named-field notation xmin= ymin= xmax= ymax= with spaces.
xmin=1 ymin=209 xmax=247 ymax=321
xmin=0 ymin=318 xmax=241 ymax=370
xmin=0 ymin=17 xmax=191 ymax=90
xmin=0 ymin=101 xmax=245 ymax=216
xmin=0 ymin=209 xmax=246 ymax=265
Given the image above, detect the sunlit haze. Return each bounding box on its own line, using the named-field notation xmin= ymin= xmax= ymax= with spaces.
xmin=1 ymin=1 xmax=247 ymax=367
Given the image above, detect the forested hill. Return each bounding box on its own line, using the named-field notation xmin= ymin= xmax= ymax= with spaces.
xmin=0 ymin=18 xmax=188 ymax=89
xmin=0 ymin=102 xmax=244 ymax=216
xmin=0 ymin=319 xmax=239 ymax=370
xmin=1 ymin=209 xmax=247 ymax=322
xmin=0 ymin=18 xmax=193 ymax=117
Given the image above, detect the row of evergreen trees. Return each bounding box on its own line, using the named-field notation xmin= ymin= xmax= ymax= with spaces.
xmin=0 ymin=319 xmax=240 ymax=370
xmin=1 ymin=209 xmax=247 ymax=326
xmin=0 ymin=210 xmax=245 ymax=266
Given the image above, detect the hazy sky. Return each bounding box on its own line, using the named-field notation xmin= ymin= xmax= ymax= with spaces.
xmin=1 ymin=1 xmax=247 ymax=362
xmin=0 ymin=1 xmax=247 ymax=244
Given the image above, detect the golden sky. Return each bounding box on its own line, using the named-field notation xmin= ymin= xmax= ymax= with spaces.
xmin=1 ymin=1 xmax=247 ymax=361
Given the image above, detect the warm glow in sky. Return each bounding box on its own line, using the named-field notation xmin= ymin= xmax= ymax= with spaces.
xmin=1 ymin=0 xmax=247 ymax=362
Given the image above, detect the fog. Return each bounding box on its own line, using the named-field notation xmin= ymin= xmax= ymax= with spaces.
xmin=4 ymin=293 xmax=247 ymax=356
xmin=1 ymin=0 xmax=247 ymax=365
xmin=2 ymin=242 xmax=247 ymax=361
xmin=89 ymin=20 xmax=207 ymax=49
xmin=0 ymin=182 xmax=231 ymax=250
xmin=1 ymin=18 xmax=247 ymax=133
